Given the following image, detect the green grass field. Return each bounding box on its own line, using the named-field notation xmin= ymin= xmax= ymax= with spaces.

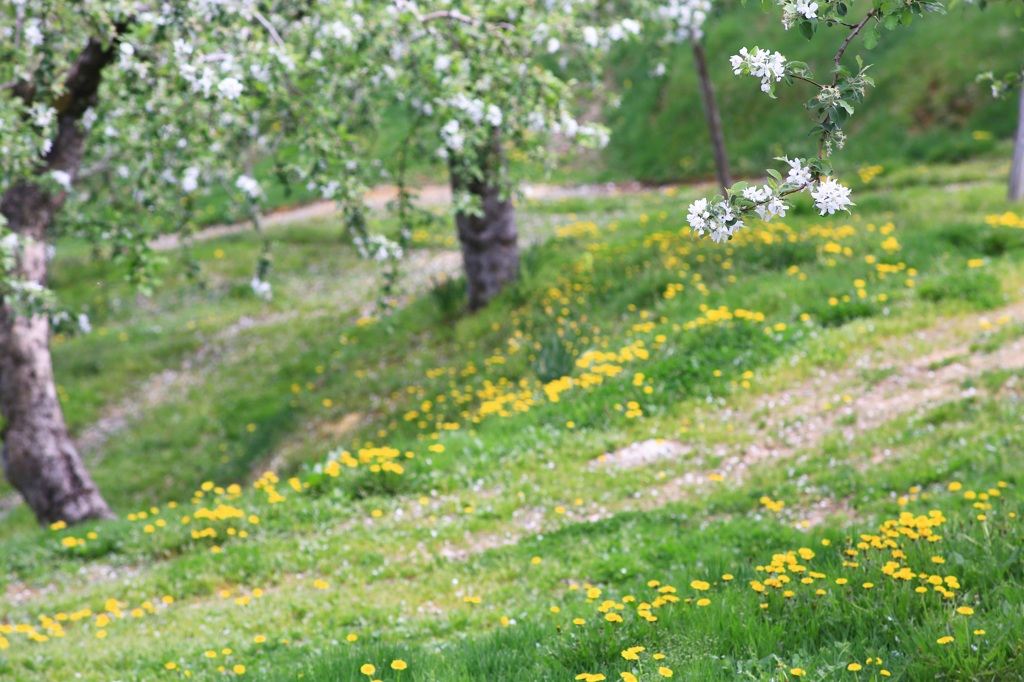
xmin=1 ymin=156 xmax=1024 ymax=681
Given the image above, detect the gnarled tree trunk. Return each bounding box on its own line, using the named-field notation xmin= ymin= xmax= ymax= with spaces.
xmin=0 ymin=37 xmax=117 ymax=525
xmin=450 ymin=141 xmax=519 ymax=311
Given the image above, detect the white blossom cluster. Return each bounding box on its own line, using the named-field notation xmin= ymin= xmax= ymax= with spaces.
xmin=779 ymin=0 xmax=820 ymax=28
xmin=741 ymin=185 xmax=789 ymax=222
xmin=685 ymin=156 xmax=853 ymax=242
xmin=235 ymin=175 xmax=262 ymax=199
xmin=687 ymin=198 xmax=743 ymax=243
xmin=657 ymin=0 xmax=712 ymax=43
xmin=353 ymin=234 xmax=404 ymax=263
xmin=249 ymin=277 xmax=273 ymax=300
xmin=730 ymin=47 xmax=788 ymax=93
xmin=810 ymin=177 xmax=854 ymax=215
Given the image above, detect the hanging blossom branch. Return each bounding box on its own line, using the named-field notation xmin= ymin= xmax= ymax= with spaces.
xmin=685 ymin=0 xmax=944 ymax=243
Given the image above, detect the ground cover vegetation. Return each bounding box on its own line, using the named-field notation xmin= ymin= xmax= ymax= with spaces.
xmin=3 ymin=0 xmax=1024 ymax=680
xmin=0 ymin=156 xmax=1023 ymax=679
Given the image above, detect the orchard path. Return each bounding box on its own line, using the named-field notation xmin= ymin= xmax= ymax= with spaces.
xmin=147 ymin=180 xmax=658 ymax=252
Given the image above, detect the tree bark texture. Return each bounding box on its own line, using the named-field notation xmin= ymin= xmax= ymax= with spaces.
xmin=450 ymin=146 xmax=519 ymax=311
xmin=692 ymin=40 xmax=732 ymax=194
xmin=1010 ymin=86 xmax=1024 ymax=202
xmin=0 ymin=37 xmax=117 ymax=525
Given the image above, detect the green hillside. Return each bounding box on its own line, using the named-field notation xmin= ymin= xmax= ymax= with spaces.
xmin=1 ymin=159 xmax=1023 ymax=680
xmin=604 ymin=1 xmax=1021 ymax=182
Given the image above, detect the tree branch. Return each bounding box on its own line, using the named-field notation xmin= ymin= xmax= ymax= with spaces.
xmin=834 ymin=9 xmax=876 ymax=73
xmin=252 ymin=10 xmax=286 ymax=49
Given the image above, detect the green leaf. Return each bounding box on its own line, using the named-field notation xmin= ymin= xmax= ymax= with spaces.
xmin=766 ymin=169 xmax=783 ymax=183
xmin=883 ymin=13 xmax=900 ymax=30
xmin=863 ymin=27 xmax=879 ymax=50
xmin=798 ymin=20 xmax=815 ymax=40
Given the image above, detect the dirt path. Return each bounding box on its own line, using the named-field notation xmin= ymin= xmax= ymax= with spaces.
xmin=148 ymin=180 xmax=662 ymax=252
xmin=404 ymin=300 xmax=1024 ymax=562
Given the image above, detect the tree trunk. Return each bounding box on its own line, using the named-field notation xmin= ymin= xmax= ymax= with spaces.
xmin=692 ymin=40 xmax=732 ymax=194
xmin=0 ymin=37 xmax=117 ymax=525
xmin=450 ymin=144 xmax=519 ymax=311
xmin=1010 ymin=86 xmax=1024 ymax=202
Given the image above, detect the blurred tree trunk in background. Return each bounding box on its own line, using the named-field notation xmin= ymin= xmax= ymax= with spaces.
xmin=1010 ymin=86 xmax=1024 ymax=202
xmin=692 ymin=40 xmax=731 ymax=193
xmin=450 ymin=139 xmax=519 ymax=311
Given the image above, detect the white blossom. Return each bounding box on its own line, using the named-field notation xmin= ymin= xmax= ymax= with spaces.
xmin=353 ymin=234 xmax=404 ymax=262
xmin=434 ymin=55 xmax=451 ymax=72
xmin=794 ymin=0 xmax=819 ymax=18
xmin=217 ymin=77 xmax=244 ymax=100
xmin=485 ymin=104 xmax=503 ymax=127
xmin=235 ymin=174 xmax=262 ymax=199
xmin=250 ymin=277 xmax=272 ymax=300
xmin=582 ymin=26 xmax=599 ymax=48
xmin=29 ymin=103 xmax=56 ymax=129
xmin=811 ymin=178 xmax=854 ymax=215
xmin=730 ymin=47 xmax=787 ymax=93
xmin=688 ymin=197 xmax=743 ymax=242
xmin=24 ymin=19 xmax=44 ymax=48
xmin=181 ymin=167 xmax=200 ymax=193
xmin=51 ymin=171 xmax=73 ymax=192
xmin=620 ymin=19 xmax=641 ymax=35
xmin=658 ymin=0 xmax=711 ymax=43
xmin=440 ymin=119 xmax=465 ymax=152
xmin=743 ymin=184 xmax=788 ymax=222
xmin=780 ymin=156 xmax=813 ymax=186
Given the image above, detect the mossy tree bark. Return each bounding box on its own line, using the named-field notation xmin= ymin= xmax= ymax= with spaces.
xmin=449 ymin=139 xmax=519 ymax=311
xmin=0 ymin=37 xmax=117 ymax=525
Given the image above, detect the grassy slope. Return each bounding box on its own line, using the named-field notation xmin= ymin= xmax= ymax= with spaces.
xmin=598 ymin=1 xmax=1022 ymax=183
xmin=1 ymin=159 xmax=1023 ymax=680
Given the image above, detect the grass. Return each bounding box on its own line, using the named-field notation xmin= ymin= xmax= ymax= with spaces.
xmin=1 ymin=159 xmax=1024 ymax=680
xmin=603 ymin=1 xmax=1022 ymax=183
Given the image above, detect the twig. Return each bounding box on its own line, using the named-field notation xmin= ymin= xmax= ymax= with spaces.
xmin=252 ymin=10 xmax=286 ymax=49
xmin=833 ymin=9 xmax=876 ymax=73
xmin=790 ymin=73 xmax=826 ymax=89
